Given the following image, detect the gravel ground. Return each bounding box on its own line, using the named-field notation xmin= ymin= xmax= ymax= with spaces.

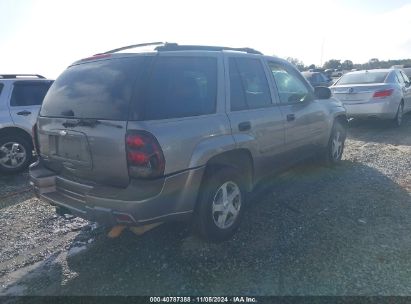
xmin=0 ymin=114 xmax=410 ymax=296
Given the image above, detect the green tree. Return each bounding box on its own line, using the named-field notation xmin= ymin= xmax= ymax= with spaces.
xmin=286 ymin=57 xmax=305 ymax=71
xmin=308 ymin=64 xmax=316 ymax=70
xmin=341 ymin=60 xmax=353 ymax=70
xmin=367 ymin=58 xmax=380 ymax=69
xmin=323 ymin=59 xmax=341 ymax=69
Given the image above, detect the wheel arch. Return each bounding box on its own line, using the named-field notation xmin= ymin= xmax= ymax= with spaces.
xmin=202 ymin=148 xmax=254 ymax=193
xmin=0 ymin=126 xmax=33 ymax=147
xmin=334 ymin=114 xmax=348 ymax=128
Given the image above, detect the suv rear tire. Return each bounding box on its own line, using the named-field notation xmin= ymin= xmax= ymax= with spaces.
xmin=194 ymin=167 xmax=245 ymax=242
xmin=0 ymin=135 xmax=33 ymax=174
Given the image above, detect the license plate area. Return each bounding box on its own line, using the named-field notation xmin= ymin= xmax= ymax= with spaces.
xmin=49 ymin=130 xmax=92 ymax=168
xmin=338 ymin=94 xmax=364 ymax=104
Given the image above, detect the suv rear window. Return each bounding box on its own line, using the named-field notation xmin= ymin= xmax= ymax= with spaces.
xmin=135 ymin=56 xmax=217 ymax=120
xmin=11 ymin=82 xmax=52 ymax=106
xmin=40 ymin=57 xmax=146 ymax=120
xmin=337 ymin=72 xmax=388 ymax=85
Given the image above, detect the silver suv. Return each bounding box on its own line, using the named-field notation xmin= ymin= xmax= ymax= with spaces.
xmin=0 ymin=74 xmax=53 ymax=173
xmin=30 ymin=43 xmax=347 ymax=241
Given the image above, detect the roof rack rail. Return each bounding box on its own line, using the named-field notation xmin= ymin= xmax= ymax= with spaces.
xmin=101 ymin=42 xmax=166 ymax=54
xmin=155 ymin=43 xmax=263 ymax=55
xmin=98 ymin=42 xmax=263 ymax=55
xmin=0 ymin=74 xmax=46 ymax=79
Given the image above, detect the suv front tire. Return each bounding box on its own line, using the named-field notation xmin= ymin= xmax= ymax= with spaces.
xmin=325 ymin=120 xmax=346 ymax=164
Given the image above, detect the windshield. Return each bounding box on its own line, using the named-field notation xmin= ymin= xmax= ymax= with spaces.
xmin=40 ymin=57 xmax=146 ymax=120
xmin=337 ymin=71 xmax=388 ymax=85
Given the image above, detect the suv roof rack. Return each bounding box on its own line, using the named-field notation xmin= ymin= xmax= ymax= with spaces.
xmin=155 ymin=43 xmax=263 ymax=55
xmin=99 ymin=42 xmax=263 ymax=55
xmin=101 ymin=42 xmax=166 ymax=54
xmin=0 ymin=74 xmax=46 ymax=79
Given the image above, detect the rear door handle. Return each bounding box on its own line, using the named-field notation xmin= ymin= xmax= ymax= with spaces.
xmin=16 ymin=110 xmax=32 ymax=116
xmin=286 ymin=114 xmax=295 ymax=122
xmin=238 ymin=121 xmax=251 ymax=131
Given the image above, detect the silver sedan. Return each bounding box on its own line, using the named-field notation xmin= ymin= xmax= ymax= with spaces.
xmin=331 ymin=69 xmax=411 ymax=126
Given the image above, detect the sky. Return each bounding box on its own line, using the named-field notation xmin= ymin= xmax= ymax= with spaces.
xmin=1 ymin=0 xmax=411 ymax=79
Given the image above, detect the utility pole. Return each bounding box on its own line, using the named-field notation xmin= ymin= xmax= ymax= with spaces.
xmin=320 ymin=37 xmax=325 ymax=67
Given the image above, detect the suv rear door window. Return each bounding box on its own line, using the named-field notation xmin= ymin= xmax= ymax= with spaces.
xmin=139 ymin=56 xmax=217 ymax=120
xmin=229 ymin=58 xmax=272 ymax=111
xmin=40 ymin=57 xmax=146 ymax=120
xmin=11 ymin=82 xmax=51 ymax=106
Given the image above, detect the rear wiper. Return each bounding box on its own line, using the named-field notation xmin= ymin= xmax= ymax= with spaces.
xmin=62 ymin=118 xmax=99 ymax=128
xmin=62 ymin=119 xmax=122 ymax=129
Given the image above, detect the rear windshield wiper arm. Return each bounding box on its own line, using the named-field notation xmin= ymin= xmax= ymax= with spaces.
xmin=62 ymin=119 xmax=122 ymax=129
xmin=62 ymin=118 xmax=99 ymax=128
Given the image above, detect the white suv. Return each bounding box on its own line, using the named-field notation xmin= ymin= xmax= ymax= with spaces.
xmin=0 ymin=74 xmax=53 ymax=173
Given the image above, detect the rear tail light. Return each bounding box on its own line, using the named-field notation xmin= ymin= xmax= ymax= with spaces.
xmin=373 ymin=89 xmax=393 ymax=98
xmin=32 ymin=123 xmax=40 ymax=154
xmin=126 ymin=131 xmax=165 ymax=179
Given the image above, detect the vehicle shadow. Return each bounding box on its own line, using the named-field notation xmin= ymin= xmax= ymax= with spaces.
xmin=0 ymin=171 xmax=33 ymax=209
xmin=4 ymin=161 xmax=411 ymax=296
xmin=347 ymin=112 xmax=411 ymax=146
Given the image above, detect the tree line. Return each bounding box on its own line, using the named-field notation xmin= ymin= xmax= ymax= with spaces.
xmin=286 ymin=57 xmax=411 ymax=71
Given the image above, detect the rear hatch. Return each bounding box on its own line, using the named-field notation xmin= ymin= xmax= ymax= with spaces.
xmin=37 ymin=55 xmax=149 ymax=187
xmin=332 ymin=83 xmax=392 ymax=104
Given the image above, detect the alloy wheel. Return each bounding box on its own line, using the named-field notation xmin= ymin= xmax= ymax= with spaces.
xmin=0 ymin=142 xmax=27 ymax=169
xmin=331 ymin=131 xmax=343 ymax=160
xmin=211 ymin=181 xmax=242 ymax=229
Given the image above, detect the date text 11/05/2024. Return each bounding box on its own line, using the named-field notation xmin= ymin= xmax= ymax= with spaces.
xmin=149 ymin=296 xmax=258 ymax=303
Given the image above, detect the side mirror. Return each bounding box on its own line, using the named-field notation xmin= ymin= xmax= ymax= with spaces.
xmin=314 ymin=86 xmax=332 ymax=99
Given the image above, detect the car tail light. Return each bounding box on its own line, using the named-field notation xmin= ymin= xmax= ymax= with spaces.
xmin=32 ymin=123 xmax=40 ymax=154
xmin=373 ymin=89 xmax=393 ymax=98
xmin=126 ymin=131 xmax=165 ymax=179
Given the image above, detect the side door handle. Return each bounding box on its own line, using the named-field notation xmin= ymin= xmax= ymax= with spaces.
xmin=16 ymin=110 xmax=32 ymax=116
xmin=238 ymin=121 xmax=251 ymax=131
xmin=286 ymin=114 xmax=295 ymax=122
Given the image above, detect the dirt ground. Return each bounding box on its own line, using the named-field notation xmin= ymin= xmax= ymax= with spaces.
xmin=0 ymin=114 xmax=410 ymax=296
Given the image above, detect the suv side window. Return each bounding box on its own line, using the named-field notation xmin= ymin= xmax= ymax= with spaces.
xmin=141 ymin=56 xmax=217 ymax=120
xmin=268 ymin=62 xmax=313 ymax=103
xmin=0 ymin=84 xmax=3 ymax=96
xmin=229 ymin=58 xmax=272 ymax=111
xmin=11 ymin=82 xmax=51 ymax=107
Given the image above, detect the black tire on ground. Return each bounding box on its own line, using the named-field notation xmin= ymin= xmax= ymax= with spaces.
xmin=194 ymin=167 xmax=245 ymax=242
xmin=393 ymin=102 xmax=404 ymax=127
xmin=323 ymin=120 xmax=347 ymax=165
xmin=0 ymin=135 xmax=33 ymax=174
